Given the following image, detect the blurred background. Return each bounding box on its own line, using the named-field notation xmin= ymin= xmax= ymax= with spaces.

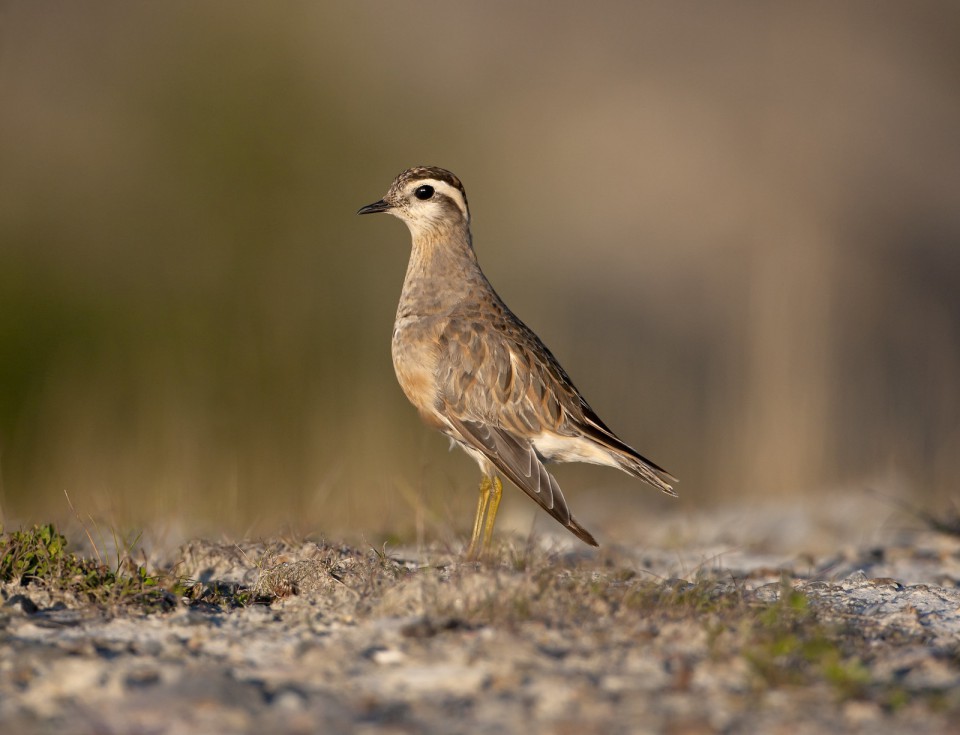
xmin=1 ymin=3 xmax=958 ymax=545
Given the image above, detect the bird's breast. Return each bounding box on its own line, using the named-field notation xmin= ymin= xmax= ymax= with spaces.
xmin=392 ymin=316 xmax=445 ymax=428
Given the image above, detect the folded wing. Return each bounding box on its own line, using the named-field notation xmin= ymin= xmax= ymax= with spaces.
xmin=444 ymin=415 xmax=598 ymax=546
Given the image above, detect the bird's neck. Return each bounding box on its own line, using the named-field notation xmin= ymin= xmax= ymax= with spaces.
xmin=398 ymin=224 xmax=490 ymax=317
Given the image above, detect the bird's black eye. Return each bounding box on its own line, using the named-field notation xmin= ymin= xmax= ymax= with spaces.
xmin=414 ymin=185 xmax=435 ymax=201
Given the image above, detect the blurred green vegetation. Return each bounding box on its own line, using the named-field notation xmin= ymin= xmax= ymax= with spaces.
xmin=0 ymin=3 xmax=957 ymax=540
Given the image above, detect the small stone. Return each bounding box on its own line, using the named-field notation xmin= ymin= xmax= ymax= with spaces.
xmin=273 ymin=689 xmax=306 ymax=712
xmin=371 ymin=648 xmax=406 ymax=666
xmin=869 ymin=577 xmax=903 ymax=589
xmin=842 ymin=570 xmax=869 ymax=588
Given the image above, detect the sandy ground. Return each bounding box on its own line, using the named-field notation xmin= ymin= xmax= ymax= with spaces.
xmin=2 ymin=500 xmax=960 ymax=734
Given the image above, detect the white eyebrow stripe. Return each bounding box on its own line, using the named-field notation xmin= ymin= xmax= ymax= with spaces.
xmin=414 ymin=179 xmax=469 ymax=218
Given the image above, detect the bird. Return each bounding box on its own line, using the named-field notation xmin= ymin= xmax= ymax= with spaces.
xmin=358 ymin=166 xmax=676 ymax=559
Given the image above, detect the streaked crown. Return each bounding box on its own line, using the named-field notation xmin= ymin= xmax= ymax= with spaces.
xmin=392 ymin=166 xmax=468 ymax=211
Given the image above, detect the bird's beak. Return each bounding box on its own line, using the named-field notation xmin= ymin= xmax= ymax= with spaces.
xmin=357 ymin=199 xmax=391 ymax=215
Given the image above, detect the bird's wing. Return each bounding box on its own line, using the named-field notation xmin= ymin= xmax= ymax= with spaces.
xmin=437 ymin=305 xmax=676 ymax=491
xmin=442 ymin=414 xmax=598 ymax=546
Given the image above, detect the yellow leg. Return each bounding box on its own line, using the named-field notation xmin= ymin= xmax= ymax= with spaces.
xmin=465 ymin=476 xmax=492 ymax=560
xmin=480 ymin=476 xmax=503 ymax=556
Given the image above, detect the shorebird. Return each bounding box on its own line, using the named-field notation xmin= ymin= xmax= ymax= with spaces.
xmin=358 ymin=166 xmax=676 ymax=558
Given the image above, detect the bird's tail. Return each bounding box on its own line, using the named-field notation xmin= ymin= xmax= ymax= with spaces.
xmin=612 ymin=450 xmax=678 ymax=497
xmin=577 ymin=416 xmax=678 ymax=497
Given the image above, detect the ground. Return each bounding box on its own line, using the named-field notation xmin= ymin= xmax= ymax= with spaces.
xmin=1 ymin=502 xmax=959 ymax=734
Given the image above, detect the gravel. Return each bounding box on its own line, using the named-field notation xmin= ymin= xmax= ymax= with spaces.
xmin=2 ymin=505 xmax=959 ymax=734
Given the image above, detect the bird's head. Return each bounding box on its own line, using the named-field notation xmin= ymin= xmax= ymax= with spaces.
xmin=358 ymin=166 xmax=470 ymax=240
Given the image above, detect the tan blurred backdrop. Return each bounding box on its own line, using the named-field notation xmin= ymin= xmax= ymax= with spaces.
xmin=1 ymin=3 xmax=958 ymax=542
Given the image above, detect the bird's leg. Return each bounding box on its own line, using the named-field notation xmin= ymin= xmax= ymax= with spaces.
xmin=465 ymin=475 xmax=492 ymax=560
xmin=480 ymin=476 xmax=503 ymax=556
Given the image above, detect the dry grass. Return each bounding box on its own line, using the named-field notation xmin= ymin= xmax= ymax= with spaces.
xmin=4 ymin=523 xmax=960 ymax=728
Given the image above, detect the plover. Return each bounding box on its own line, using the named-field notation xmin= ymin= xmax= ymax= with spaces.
xmin=359 ymin=166 xmax=676 ymax=558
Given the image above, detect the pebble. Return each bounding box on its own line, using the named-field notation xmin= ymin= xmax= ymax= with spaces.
xmin=3 ymin=520 xmax=960 ymax=734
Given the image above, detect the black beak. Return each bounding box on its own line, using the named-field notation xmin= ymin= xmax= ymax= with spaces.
xmin=357 ymin=199 xmax=391 ymax=215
